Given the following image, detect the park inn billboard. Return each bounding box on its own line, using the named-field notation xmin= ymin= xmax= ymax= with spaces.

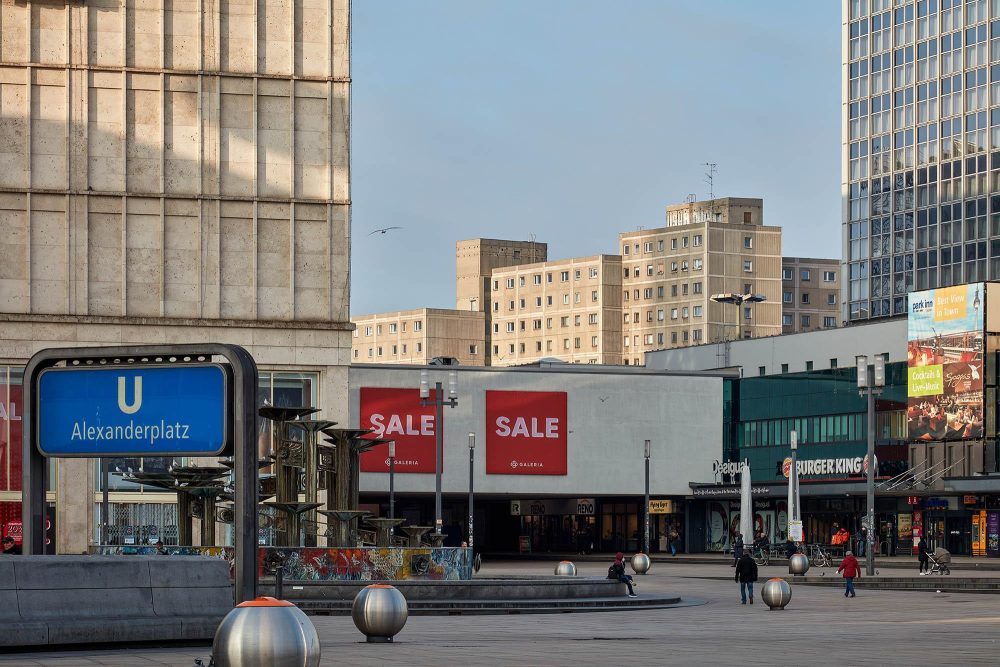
xmin=907 ymin=283 xmax=985 ymax=442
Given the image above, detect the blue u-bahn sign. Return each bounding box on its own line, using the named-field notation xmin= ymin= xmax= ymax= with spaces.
xmin=37 ymin=365 xmax=229 ymax=457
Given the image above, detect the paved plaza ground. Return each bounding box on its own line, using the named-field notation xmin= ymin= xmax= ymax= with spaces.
xmin=3 ymin=560 xmax=999 ymax=666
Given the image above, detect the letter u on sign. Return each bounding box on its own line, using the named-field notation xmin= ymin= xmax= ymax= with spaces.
xmin=118 ymin=376 xmax=142 ymax=414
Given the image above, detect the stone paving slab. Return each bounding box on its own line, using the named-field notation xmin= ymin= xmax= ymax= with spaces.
xmin=3 ymin=561 xmax=1000 ymax=666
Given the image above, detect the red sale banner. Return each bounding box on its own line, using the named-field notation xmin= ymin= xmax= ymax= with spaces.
xmin=486 ymin=390 xmax=567 ymax=475
xmin=0 ymin=384 xmax=22 ymax=492
xmin=359 ymin=387 xmax=437 ymax=473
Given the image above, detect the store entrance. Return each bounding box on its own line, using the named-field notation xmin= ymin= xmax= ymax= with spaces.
xmin=599 ymin=501 xmax=638 ymax=553
xmin=946 ymin=515 xmax=971 ymax=555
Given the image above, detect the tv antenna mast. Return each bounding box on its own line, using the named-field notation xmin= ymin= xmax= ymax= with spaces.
xmin=704 ymin=162 xmax=718 ymax=200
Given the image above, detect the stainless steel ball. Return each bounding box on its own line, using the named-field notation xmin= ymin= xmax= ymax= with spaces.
xmin=554 ymin=560 xmax=577 ymax=576
xmin=761 ymin=578 xmax=792 ymax=610
xmin=212 ymin=597 xmax=321 ymax=667
xmin=788 ymin=553 xmax=810 ymax=576
xmin=352 ymin=584 xmax=408 ymax=643
xmin=630 ymin=552 xmax=651 ymax=574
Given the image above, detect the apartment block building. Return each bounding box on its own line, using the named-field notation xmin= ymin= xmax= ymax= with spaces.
xmin=781 ymin=257 xmax=841 ymax=334
xmin=488 ymin=255 xmax=623 ymax=366
xmin=619 ymin=197 xmax=782 ymax=365
xmin=456 ymin=238 xmax=547 ymax=364
xmin=351 ymin=308 xmax=486 ymax=365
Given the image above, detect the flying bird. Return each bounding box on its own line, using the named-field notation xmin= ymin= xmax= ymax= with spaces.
xmin=369 ymin=226 xmax=403 ymax=236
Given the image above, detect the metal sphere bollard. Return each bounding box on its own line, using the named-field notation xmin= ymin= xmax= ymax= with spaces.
xmin=352 ymin=584 xmax=409 ymax=643
xmin=761 ymin=578 xmax=793 ymax=610
xmin=788 ymin=553 xmax=810 ymax=576
xmin=630 ymin=552 xmax=651 ymax=575
xmin=211 ymin=597 xmax=321 ymax=667
xmin=554 ymin=560 xmax=577 ymax=576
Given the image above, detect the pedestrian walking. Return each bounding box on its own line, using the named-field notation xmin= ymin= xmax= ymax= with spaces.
xmin=837 ymin=550 xmax=861 ymax=597
xmin=735 ymin=551 xmax=758 ymax=605
xmin=731 ymin=533 xmax=744 ymax=567
xmin=608 ymin=551 xmax=637 ymax=598
xmin=669 ymin=527 xmax=680 ymax=556
xmin=1 ymin=536 xmax=21 ymax=555
xmin=918 ymin=538 xmax=929 ymax=575
xmin=856 ymin=526 xmax=867 ymax=558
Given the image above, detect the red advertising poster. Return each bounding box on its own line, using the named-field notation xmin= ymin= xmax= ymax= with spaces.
xmin=358 ymin=387 xmax=437 ymax=473
xmin=0 ymin=384 xmax=22 ymax=492
xmin=485 ymin=390 xmax=567 ymax=475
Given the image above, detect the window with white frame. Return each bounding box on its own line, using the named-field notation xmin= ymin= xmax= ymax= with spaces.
xmin=671 ymin=308 xmax=678 ymax=319
xmin=693 ymin=259 xmax=703 ymax=270
xmin=823 ymin=271 xmax=836 ymax=282
xmin=388 ymin=323 xmax=397 ymax=333
xmin=743 ymin=260 xmax=753 ymax=272
xmin=506 ymin=322 xmax=514 ymax=332
xmin=589 ymin=313 xmax=599 ymax=324
xmin=414 ymin=320 xmax=422 ymax=331
xmin=644 ymin=242 xmax=653 ymax=252
xmin=590 ymin=267 xmax=599 ymax=278
xmin=560 ymin=271 xmax=570 ymax=281
xmin=506 ymin=278 xmax=515 ymax=288
xmin=657 ymin=309 xmax=665 ymax=321
xmin=693 ymin=305 xmax=703 ymax=317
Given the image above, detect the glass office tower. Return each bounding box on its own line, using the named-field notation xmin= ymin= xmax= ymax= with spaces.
xmin=843 ymin=0 xmax=1000 ymax=321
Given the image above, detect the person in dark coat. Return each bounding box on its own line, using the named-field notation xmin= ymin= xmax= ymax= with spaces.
xmin=1 ymin=537 xmax=20 ymax=555
xmin=732 ymin=533 xmax=745 ymax=567
xmin=735 ymin=551 xmax=758 ymax=604
xmin=785 ymin=538 xmax=798 ymax=559
xmin=608 ymin=551 xmax=637 ymax=597
xmin=918 ymin=539 xmax=929 ymax=575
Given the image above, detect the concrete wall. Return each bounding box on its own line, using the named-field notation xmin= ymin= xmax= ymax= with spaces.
xmin=644 ymin=317 xmax=907 ymax=375
xmin=0 ymin=0 xmax=351 ymax=323
xmin=350 ymin=364 xmax=724 ymax=497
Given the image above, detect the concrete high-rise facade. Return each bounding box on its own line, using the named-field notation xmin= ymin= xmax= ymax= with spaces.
xmin=781 ymin=257 xmax=841 ymax=334
xmin=351 ymin=308 xmax=486 ymax=365
xmin=842 ymin=0 xmax=1000 ymax=321
xmin=0 ymin=0 xmax=351 ymax=552
xmin=455 ymin=238 xmax=547 ymax=364
xmin=489 ymin=255 xmax=623 ymax=366
xmin=619 ymin=197 xmax=782 ymax=365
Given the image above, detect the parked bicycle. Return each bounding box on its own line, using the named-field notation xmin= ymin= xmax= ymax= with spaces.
xmin=752 ymin=546 xmax=770 ymax=567
xmin=808 ymin=543 xmax=833 ymax=568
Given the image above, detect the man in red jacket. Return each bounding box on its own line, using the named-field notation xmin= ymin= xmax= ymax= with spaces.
xmin=837 ymin=550 xmax=861 ymax=598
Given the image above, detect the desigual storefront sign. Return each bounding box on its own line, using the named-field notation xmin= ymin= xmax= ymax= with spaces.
xmin=486 ymin=390 xmax=567 ymax=475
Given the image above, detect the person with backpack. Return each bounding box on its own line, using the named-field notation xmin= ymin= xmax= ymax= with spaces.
xmin=734 ymin=550 xmax=758 ymax=605
xmin=608 ymin=551 xmax=637 ymax=598
xmin=837 ymin=550 xmax=861 ymax=597
xmin=669 ymin=527 xmax=680 ymax=556
xmin=731 ymin=533 xmax=745 ymax=567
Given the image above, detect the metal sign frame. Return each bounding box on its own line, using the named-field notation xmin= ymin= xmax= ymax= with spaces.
xmin=21 ymin=344 xmax=259 ymax=604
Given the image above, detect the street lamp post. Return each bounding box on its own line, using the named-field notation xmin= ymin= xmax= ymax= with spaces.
xmin=856 ymin=353 xmax=885 ymax=577
xmin=710 ymin=292 xmax=767 ymax=365
xmin=420 ymin=370 xmax=458 ymax=537
xmin=468 ymin=433 xmax=476 ymax=550
xmin=643 ymin=439 xmax=651 ymax=555
xmin=388 ymin=440 xmax=396 ymax=525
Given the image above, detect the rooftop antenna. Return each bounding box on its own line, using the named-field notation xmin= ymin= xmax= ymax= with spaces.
xmin=684 ymin=193 xmax=697 ymax=203
xmin=704 ymin=162 xmax=717 ymax=200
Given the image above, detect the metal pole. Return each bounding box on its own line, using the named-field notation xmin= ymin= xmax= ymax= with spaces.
xmin=643 ymin=451 xmax=650 ymax=555
xmin=435 ymin=382 xmax=444 ymax=536
xmin=101 ymin=458 xmax=110 ymax=545
xmin=468 ymin=436 xmax=475 ymax=550
xmin=866 ymin=376 xmax=876 ymax=576
xmin=389 ymin=447 xmax=396 ymax=522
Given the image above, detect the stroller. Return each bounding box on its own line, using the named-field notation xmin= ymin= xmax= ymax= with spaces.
xmin=927 ymin=547 xmax=951 ymax=575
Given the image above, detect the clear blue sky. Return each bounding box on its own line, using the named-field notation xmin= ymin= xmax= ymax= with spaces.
xmin=350 ymin=1 xmax=841 ymax=315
